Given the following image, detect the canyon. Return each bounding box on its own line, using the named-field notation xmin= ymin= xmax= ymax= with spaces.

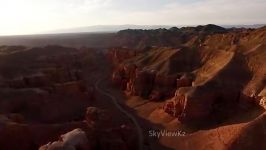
xmin=109 ymin=25 xmax=266 ymax=149
xmin=0 ymin=24 xmax=265 ymax=150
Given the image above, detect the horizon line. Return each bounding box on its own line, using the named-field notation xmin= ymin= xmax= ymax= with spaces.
xmin=0 ymin=23 xmax=265 ymax=36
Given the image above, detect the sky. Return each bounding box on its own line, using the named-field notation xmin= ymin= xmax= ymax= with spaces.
xmin=0 ymin=0 xmax=265 ymax=35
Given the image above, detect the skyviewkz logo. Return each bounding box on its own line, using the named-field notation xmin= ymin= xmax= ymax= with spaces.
xmin=148 ymin=129 xmax=186 ymax=138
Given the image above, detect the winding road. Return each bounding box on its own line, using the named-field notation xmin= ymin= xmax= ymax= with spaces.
xmin=95 ymin=77 xmax=144 ymax=150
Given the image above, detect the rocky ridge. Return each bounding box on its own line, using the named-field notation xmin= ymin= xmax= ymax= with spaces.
xmin=110 ymin=25 xmax=266 ymax=124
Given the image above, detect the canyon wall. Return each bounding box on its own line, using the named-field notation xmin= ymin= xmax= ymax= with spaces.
xmin=109 ymin=25 xmax=266 ymax=124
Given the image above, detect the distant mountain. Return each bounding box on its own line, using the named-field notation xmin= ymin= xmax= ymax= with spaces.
xmin=222 ymin=24 xmax=266 ymax=29
xmin=48 ymin=25 xmax=173 ymax=34
xmin=47 ymin=24 xmax=265 ymax=34
xmin=113 ymin=24 xmax=229 ymax=49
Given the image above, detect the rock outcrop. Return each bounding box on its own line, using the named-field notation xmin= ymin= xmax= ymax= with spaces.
xmin=107 ymin=48 xmax=137 ymax=65
xmin=111 ymin=64 xmax=195 ymax=101
xmin=110 ymin=47 xmax=199 ymax=101
xmin=39 ymin=128 xmax=90 ymax=150
xmin=112 ymin=65 xmax=183 ymax=100
xmin=259 ymin=88 xmax=266 ymax=109
xmin=164 ymin=83 xmax=241 ymax=124
xmin=129 ymin=69 xmax=156 ymax=98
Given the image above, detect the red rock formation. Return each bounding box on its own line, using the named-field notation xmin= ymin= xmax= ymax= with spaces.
xmin=107 ymin=48 xmax=137 ymax=65
xmin=112 ymin=62 xmax=195 ymax=101
xmin=109 ymin=47 xmax=199 ymax=101
xmin=123 ymin=64 xmax=137 ymax=79
xmin=163 ymin=91 xmax=186 ymax=117
xmin=129 ymin=69 xmax=156 ymax=98
xmin=111 ymin=64 xmax=195 ymax=101
xmin=176 ymin=73 xmax=194 ymax=88
xmin=112 ymin=69 xmax=125 ymax=89
xmin=39 ymin=128 xmax=90 ymax=150
xmin=164 ymin=83 xmax=241 ymax=124
xmin=112 ymin=64 xmax=137 ymax=90
xmin=162 ymin=73 xmax=194 ymax=111
xmin=150 ymin=74 xmax=179 ymax=101
xmin=258 ymin=88 xmax=266 ymax=109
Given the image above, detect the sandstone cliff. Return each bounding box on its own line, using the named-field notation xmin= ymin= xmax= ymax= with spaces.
xmin=110 ymin=25 xmax=266 ymax=124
